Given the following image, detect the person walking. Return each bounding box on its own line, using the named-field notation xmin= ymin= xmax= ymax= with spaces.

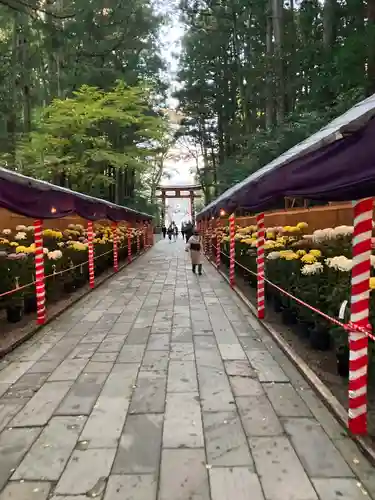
xmin=162 ymin=225 xmax=167 ymax=239
xmin=185 ymin=229 xmax=203 ymax=275
xmin=181 ymin=223 xmax=185 ymax=241
xmin=167 ymin=225 xmax=173 ymax=242
xmin=173 ymin=225 xmax=178 ymax=241
xmin=184 ymin=221 xmax=193 ymax=242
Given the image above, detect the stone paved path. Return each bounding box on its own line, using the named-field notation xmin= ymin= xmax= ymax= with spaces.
xmin=0 ymin=240 xmax=374 ymax=500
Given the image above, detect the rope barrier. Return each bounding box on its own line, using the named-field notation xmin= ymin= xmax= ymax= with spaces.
xmin=0 ymin=244 xmax=134 ymax=301
xmin=209 ymin=242 xmax=375 ymax=342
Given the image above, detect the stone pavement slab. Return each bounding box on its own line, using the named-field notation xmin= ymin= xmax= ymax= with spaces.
xmin=0 ymin=239 xmax=374 ymax=500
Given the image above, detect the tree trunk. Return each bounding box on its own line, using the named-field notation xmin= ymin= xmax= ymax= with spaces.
xmin=367 ymin=0 xmax=375 ymax=94
xmin=272 ymin=0 xmax=285 ymax=124
xmin=265 ymin=0 xmax=274 ymax=128
xmin=7 ymin=14 xmax=18 ymax=165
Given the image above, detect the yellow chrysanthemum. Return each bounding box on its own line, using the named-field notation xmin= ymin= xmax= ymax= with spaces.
xmin=10 ymin=242 xmax=19 ymax=247
xmin=297 ymin=250 xmax=307 ymax=256
xmin=283 ymin=252 xmax=299 ymax=260
xmin=297 ymin=222 xmax=308 ymax=230
xmin=301 ymin=254 xmax=317 ymax=264
xmin=309 ymin=249 xmax=322 ymax=258
xmin=370 ymin=277 xmax=375 ymax=290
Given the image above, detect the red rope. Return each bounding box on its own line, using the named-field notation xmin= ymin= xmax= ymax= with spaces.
xmin=212 ymin=243 xmax=375 ymax=342
xmin=0 ymin=246 xmax=130 ymax=300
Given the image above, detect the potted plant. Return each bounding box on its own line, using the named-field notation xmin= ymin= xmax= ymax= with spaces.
xmin=6 ymin=280 xmax=24 ymax=323
xmin=309 ymin=320 xmax=332 ymax=350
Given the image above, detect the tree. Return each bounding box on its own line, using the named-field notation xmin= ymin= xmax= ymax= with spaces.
xmin=6 ymin=81 xmax=169 ymax=202
xmin=0 ymin=0 xmax=169 ymax=212
xmin=176 ymin=0 xmax=370 ymax=202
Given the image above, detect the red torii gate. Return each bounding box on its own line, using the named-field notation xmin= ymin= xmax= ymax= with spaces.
xmin=156 ymin=185 xmax=202 ymax=225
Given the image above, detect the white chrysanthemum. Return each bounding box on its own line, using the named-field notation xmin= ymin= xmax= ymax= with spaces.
xmin=48 ymin=250 xmax=63 ymax=260
xmin=312 ymin=228 xmax=333 ymax=243
xmin=14 ymin=231 xmax=27 ymax=240
xmin=15 ymin=225 xmax=27 ymax=231
xmin=26 ymin=226 xmax=34 ymax=232
xmin=301 ymin=262 xmax=324 ymax=275
xmin=331 ymin=225 xmax=354 ymax=237
xmin=43 ymin=247 xmax=49 ymax=255
xmin=2 ymin=229 xmax=11 ymax=235
xmin=267 ymin=251 xmax=281 ymax=260
xmin=325 ymin=256 xmax=353 ymax=272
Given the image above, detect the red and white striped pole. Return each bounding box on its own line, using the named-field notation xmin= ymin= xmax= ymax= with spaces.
xmin=229 ymin=213 xmax=235 ymax=287
xmin=348 ymin=197 xmax=373 ymax=435
xmin=112 ymin=222 xmax=119 ymax=272
xmin=209 ymin=218 xmax=213 ymax=259
xmin=256 ymin=212 xmax=265 ymax=319
xmin=136 ymin=223 xmax=141 ymax=254
xmin=34 ymin=220 xmax=46 ymax=325
xmin=205 ymin=220 xmax=209 ymax=254
xmin=87 ymin=221 xmax=95 ymax=289
xmin=143 ymin=222 xmax=148 ymax=248
xmin=128 ymin=225 xmax=132 ymax=263
xmin=216 ymin=217 xmax=221 ymax=268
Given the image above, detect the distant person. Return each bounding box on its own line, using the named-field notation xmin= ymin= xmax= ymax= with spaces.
xmin=162 ymin=225 xmax=167 ymax=239
xmin=185 ymin=229 xmax=203 ymax=275
xmin=167 ymin=225 xmax=173 ymax=242
xmin=174 ymin=225 xmax=178 ymax=241
xmin=184 ymin=221 xmax=193 ymax=242
xmin=181 ymin=224 xmax=185 ymax=240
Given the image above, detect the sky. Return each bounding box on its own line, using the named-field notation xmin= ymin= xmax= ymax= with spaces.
xmin=157 ymin=1 xmax=196 ymax=185
xmin=156 ymin=1 xmax=199 ymax=223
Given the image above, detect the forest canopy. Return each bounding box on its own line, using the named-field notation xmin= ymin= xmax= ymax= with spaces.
xmin=0 ymin=0 xmax=171 ymax=215
xmin=176 ymin=0 xmax=375 ymax=204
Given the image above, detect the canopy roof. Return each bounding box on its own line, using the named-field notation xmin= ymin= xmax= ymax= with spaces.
xmin=197 ymin=93 xmax=375 ymax=219
xmin=0 ymin=168 xmax=153 ymax=222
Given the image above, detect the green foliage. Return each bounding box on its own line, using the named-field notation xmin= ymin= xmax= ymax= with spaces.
xmin=7 ymin=81 xmax=168 ymax=197
xmin=0 ymin=0 xmax=170 ymax=213
xmin=176 ymin=0 xmax=371 ymax=202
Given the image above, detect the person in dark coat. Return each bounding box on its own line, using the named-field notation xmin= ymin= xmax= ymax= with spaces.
xmin=181 ymin=224 xmax=185 ymax=240
xmin=184 ymin=222 xmax=193 ymax=242
xmin=162 ymin=225 xmax=167 ymax=239
xmin=167 ymin=225 xmax=173 ymax=242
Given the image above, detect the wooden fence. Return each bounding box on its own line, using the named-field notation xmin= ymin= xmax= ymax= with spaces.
xmin=0 ymin=202 xmax=358 ymax=232
xmin=227 ymin=202 xmax=355 ymax=231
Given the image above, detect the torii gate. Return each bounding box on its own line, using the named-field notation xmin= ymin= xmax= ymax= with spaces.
xmin=156 ymin=185 xmax=202 ymax=225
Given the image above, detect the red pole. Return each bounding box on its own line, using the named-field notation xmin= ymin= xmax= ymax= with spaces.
xmin=112 ymin=222 xmax=119 ymax=272
xmin=128 ymin=225 xmax=132 ymax=263
xmin=34 ymin=219 xmax=46 ymax=325
xmin=256 ymin=213 xmax=265 ymax=319
xmin=229 ymin=213 xmax=235 ymax=287
xmin=209 ymin=218 xmax=213 ymax=259
xmin=216 ymin=217 xmax=221 ymax=268
xmin=136 ymin=223 xmax=140 ymax=254
xmin=87 ymin=221 xmax=95 ymax=289
xmin=204 ymin=220 xmax=209 ymax=254
xmin=144 ymin=222 xmax=148 ymax=248
xmin=348 ymin=198 xmax=373 ymax=434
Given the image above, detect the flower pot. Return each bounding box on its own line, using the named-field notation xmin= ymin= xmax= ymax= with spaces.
xmin=336 ymin=348 xmax=349 ymax=377
xmin=309 ymin=327 xmax=331 ymax=351
xmin=6 ymin=305 xmax=24 ymax=323
xmin=273 ymin=296 xmax=283 ymax=313
xmin=64 ymin=281 xmax=75 ymax=294
xmin=281 ymin=308 xmax=297 ymax=325
xmin=24 ymin=296 xmax=37 ymax=314
xmin=296 ymin=321 xmax=311 ymax=339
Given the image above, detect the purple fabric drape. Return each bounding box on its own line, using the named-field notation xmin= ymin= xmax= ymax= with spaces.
xmin=0 ymin=175 xmax=152 ymax=222
xmin=198 ymin=118 xmax=375 ymax=219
